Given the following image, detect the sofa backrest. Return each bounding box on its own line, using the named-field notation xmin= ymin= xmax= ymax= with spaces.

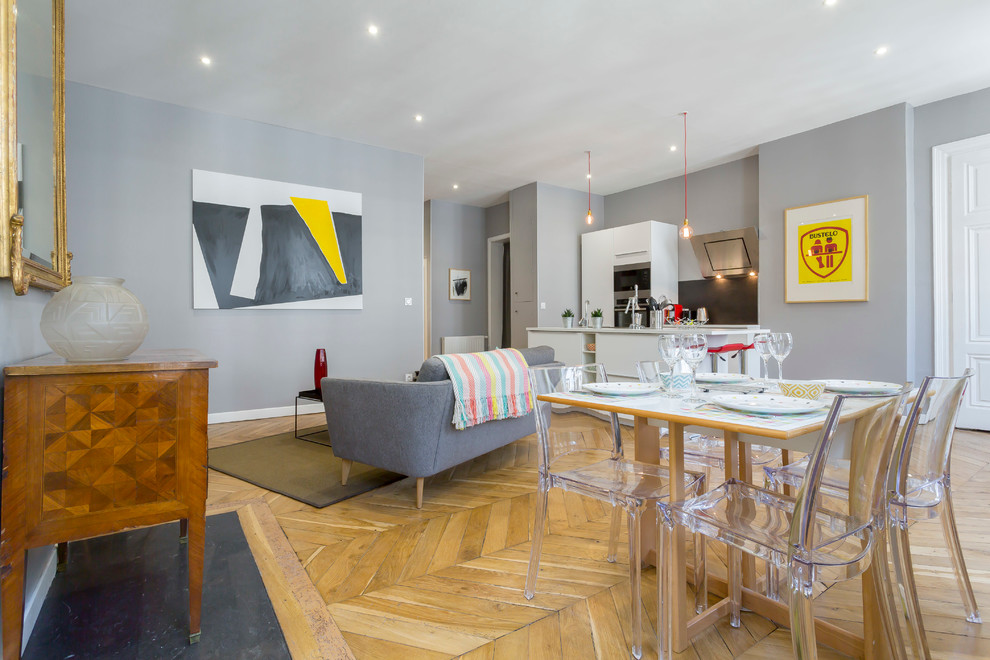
xmin=416 ymin=345 xmax=555 ymax=382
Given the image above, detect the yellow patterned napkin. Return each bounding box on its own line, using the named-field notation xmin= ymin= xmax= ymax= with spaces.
xmin=778 ymin=380 xmax=826 ymax=400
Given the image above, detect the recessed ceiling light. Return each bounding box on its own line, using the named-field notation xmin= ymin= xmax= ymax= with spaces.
xmin=415 ymin=114 xmax=423 ymax=122
xmin=368 ymin=25 xmax=379 ymax=35
xmin=823 ymin=0 xmax=838 ymax=7
xmin=452 ymin=184 xmax=459 ymax=190
xmin=200 ymin=56 xmax=212 ymax=66
xmin=874 ymin=45 xmax=889 ymax=56
xmin=670 ymin=145 xmax=677 ymax=152
xmin=586 ymin=174 xmax=592 ymax=179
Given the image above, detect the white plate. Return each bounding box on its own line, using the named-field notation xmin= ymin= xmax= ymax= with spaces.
xmin=711 ymin=393 xmax=828 ymax=415
xmin=822 ymin=380 xmax=902 ymax=394
xmin=583 ymin=382 xmax=662 ymax=396
xmin=694 ymin=372 xmax=751 ymax=384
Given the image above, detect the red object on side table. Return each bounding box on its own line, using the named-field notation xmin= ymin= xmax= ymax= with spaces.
xmin=314 ymin=348 xmax=327 ymax=393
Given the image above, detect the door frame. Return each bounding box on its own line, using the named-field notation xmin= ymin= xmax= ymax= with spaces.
xmin=932 ymin=132 xmax=990 ymax=375
xmin=487 ymin=233 xmax=510 ymax=349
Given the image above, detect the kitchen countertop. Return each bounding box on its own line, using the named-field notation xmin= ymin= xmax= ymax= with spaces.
xmin=528 ymin=325 xmax=767 ymax=335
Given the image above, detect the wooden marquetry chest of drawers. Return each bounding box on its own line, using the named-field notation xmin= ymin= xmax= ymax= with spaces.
xmin=1 ymin=350 xmax=217 ymax=660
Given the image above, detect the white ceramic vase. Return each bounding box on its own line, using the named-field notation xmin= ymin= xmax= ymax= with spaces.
xmin=40 ymin=276 xmax=149 ymax=362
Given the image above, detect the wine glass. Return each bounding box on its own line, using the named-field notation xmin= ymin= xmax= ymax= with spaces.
xmin=769 ymin=332 xmax=793 ymax=380
xmin=679 ymin=333 xmax=709 ymax=404
xmin=657 ymin=335 xmax=682 ymax=398
xmin=753 ymin=334 xmax=773 ymax=384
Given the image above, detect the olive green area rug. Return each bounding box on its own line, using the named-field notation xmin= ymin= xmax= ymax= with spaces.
xmin=208 ymin=428 xmax=404 ymax=508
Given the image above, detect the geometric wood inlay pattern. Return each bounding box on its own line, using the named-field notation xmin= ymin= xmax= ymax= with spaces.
xmin=41 ymin=381 xmax=179 ymax=520
xmin=207 ymin=412 xmax=990 ymax=659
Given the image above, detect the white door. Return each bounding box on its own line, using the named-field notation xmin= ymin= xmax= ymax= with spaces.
xmin=581 ymin=229 xmax=614 ymax=326
xmin=939 ymin=136 xmax=990 ymax=430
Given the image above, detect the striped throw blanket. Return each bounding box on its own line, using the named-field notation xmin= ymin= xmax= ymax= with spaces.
xmin=434 ymin=348 xmax=534 ymax=430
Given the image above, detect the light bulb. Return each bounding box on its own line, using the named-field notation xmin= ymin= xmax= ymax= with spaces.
xmin=679 ymin=220 xmax=693 ymax=239
xmin=586 ymin=211 xmax=594 ymax=225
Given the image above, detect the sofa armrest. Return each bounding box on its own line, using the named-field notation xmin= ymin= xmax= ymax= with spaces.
xmin=321 ymin=378 xmax=452 ymax=478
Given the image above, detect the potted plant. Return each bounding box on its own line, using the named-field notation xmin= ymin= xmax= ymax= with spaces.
xmin=591 ymin=308 xmax=604 ymax=329
xmin=562 ymin=308 xmax=574 ymax=328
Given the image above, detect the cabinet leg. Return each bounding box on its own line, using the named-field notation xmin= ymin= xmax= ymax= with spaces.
xmin=179 ymin=518 xmax=188 ymax=544
xmin=56 ymin=542 xmax=69 ymax=573
xmin=187 ymin=514 xmax=205 ymax=643
xmin=2 ymin=549 xmax=26 ymax=660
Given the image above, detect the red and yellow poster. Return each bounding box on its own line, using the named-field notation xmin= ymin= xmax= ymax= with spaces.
xmin=798 ymin=218 xmax=852 ymax=284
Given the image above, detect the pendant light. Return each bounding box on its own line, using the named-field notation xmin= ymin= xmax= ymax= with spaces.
xmin=679 ymin=112 xmax=693 ymax=239
xmin=585 ymin=150 xmax=594 ymax=225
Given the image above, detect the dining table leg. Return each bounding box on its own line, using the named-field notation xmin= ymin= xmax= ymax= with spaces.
xmin=634 ymin=416 xmax=660 ymax=565
xmin=666 ymin=421 xmax=689 ymax=652
xmin=736 ymin=439 xmax=757 ymax=589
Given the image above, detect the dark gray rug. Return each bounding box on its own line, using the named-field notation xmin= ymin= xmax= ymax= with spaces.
xmin=24 ymin=513 xmax=289 ymax=660
xmin=208 ymin=430 xmax=404 ymax=508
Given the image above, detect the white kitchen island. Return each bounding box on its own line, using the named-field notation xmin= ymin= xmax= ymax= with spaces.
xmin=527 ymin=325 xmax=770 ymax=380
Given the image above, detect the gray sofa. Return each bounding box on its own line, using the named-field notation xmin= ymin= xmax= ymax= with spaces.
xmin=321 ymin=345 xmax=556 ymax=507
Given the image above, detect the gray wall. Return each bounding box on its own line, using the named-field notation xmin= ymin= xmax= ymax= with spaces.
xmin=0 ymin=288 xmax=57 ymax=650
xmin=428 ymin=199 xmax=488 ymax=355
xmin=912 ymin=86 xmax=990 ymax=382
xmin=66 ymin=83 xmax=425 ymax=414
xmin=605 ymin=156 xmax=759 ymax=281
xmin=536 ymin=183 xmax=604 ymax=326
xmin=758 ymin=104 xmax=911 ymax=383
xmin=485 ymin=202 xmax=509 ymax=238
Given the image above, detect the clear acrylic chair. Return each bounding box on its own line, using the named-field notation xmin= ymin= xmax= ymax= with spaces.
xmin=525 ymin=363 xmax=706 ymax=659
xmin=765 ymin=371 xmax=976 ymax=659
xmin=657 ymin=389 xmax=908 ymax=660
xmin=636 ymin=360 xmax=781 ymax=471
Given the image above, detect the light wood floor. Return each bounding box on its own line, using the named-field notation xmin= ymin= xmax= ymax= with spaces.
xmin=207 ymin=413 xmax=990 ymax=659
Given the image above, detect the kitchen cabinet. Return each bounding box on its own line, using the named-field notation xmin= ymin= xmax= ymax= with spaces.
xmin=612 ymin=223 xmax=652 ymax=265
xmin=580 ymin=230 xmax=614 ymax=326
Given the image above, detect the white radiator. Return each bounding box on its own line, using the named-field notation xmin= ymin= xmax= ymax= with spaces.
xmin=440 ymin=335 xmax=487 ymax=354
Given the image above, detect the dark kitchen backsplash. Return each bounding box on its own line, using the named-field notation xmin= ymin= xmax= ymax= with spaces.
xmin=678 ymin=277 xmax=758 ymax=325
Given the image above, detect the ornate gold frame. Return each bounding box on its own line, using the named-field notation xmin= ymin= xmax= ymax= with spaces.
xmin=1 ymin=0 xmax=70 ymax=295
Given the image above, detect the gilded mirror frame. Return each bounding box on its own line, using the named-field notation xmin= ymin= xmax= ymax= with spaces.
xmin=0 ymin=0 xmax=70 ymax=294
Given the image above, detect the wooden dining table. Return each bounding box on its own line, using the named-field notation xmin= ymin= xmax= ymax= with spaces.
xmin=536 ymin=388 xmax=893 ymax=660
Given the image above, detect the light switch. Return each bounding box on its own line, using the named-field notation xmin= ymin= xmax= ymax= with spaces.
xmin=540 ymin=302 xmax=546 ymax=309
xmin=404 ymin=298 xmax=412 ymax=306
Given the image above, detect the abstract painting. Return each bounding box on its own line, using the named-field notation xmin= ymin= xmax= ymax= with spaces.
xmin=192 ymin=170 xmax=362 ymax=309
xmin=449 ymin=268 xmax=471 ymax=301
xmin=784 ymin=195 xmax=868 ymax=303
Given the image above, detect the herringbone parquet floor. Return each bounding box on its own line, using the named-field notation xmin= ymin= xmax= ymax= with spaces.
xmin=207 ymin=412 xmax=990 ymax=659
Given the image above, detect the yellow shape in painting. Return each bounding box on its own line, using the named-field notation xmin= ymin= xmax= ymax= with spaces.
xmin=798 ymin=217 xmax=853 ymax=284
xmin=290 ymin=197 xmax=347 ymax=284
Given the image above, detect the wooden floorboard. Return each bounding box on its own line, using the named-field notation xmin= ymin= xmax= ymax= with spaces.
xmin=207 ymin=412 xmax=990 ymax=658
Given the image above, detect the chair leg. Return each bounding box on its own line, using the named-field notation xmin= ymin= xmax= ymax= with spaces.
xmin=693 ymin=533 xmax=707 ymax=614
xmin=871 ymin=528 xmax=909 ymax=660
xmin=788 ymin=567 xmax=818 ymax=660
xmin=524 ymin=478 xmax=549 ymax=600
xmin=628 ymin=506 xmax=643 ymax=659
xmin=940 ymin=487 xmax=981 ymax=623
xmin=657 ymin=518 xmax=672 ymax=660
xmin=728 ymin=546 xmax=742 ymax=628
xmin=607 ymin=506 xmax=621 ymax=562
xmin=764 ymin=468 xmax=781 ymax=600
xmin=341 ymin=459 xmax=352 ymax=485
xmin=416 ymin=478 xmax=424 ymax=509
xmin=890 ymin=517 xmax=932 ymax=660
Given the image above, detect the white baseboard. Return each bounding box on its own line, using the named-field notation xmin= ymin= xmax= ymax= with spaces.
xmin=21 ymin=546 xmax=57 ymax=652
xmin=208 ymin=402 xmax=324 ymax=425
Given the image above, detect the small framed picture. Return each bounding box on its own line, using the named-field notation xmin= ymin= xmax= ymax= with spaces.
xmin=449 ymin=268 xmax=471 ymax=301
xmin=784 ymin=195 xmax=869 ymax=303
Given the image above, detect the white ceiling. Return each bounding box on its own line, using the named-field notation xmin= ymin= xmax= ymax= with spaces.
xmin=65 ymin=0 xmax=990 ymax=207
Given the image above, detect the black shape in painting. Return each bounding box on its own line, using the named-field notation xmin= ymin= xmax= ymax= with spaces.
xmin=192 ymin=201 xmax=251 ymax=309
xmin=453 ymin=278 xmax=468 ymax=297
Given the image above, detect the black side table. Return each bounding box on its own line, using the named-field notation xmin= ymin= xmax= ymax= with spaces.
xmin=295 ymin=389 xmax=331 ymax=446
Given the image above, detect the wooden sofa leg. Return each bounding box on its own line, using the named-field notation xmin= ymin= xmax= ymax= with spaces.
xmin=341 ymin=459 xmax=352 ymax=486
xmin=416 ymin=478 xmax=424 ymax=509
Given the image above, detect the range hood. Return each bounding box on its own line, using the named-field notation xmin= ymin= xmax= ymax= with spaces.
xmin=689 ymin=227 xmax=759 ymax=278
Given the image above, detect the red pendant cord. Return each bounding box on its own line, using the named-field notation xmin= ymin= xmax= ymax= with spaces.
xmin=587 ymin=151 xmax=592 ymax=212
xmin=683 ymin=112 xmax=688 ymax=222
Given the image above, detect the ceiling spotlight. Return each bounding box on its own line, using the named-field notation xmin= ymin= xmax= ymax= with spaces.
xmin=586 ymin=173 xmax=592 ymax=179
xmin=200 ymin=56 xmax=212 ymax=66
xmin=415 ymin=114 xmax=423 ymax=122
xmin=670 ymin=145 xmax=677 ymax=152
xmin=874 ymin=45 xmax=889 ymax=56
xmin=452 ymin=184 xmax=459 ymax=190
xmin=823 ymin=0 xmax=838 ymax=6
xmin=368 ymin=25 xmax=379 ymax=35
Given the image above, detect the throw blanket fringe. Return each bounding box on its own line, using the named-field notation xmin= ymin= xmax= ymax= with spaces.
xmin=435 ymin=348 xmax=534 ymax=430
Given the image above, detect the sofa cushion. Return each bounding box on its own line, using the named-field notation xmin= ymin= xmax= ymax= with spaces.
xmin=416 ymin=345 xmax=554 ymax=382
